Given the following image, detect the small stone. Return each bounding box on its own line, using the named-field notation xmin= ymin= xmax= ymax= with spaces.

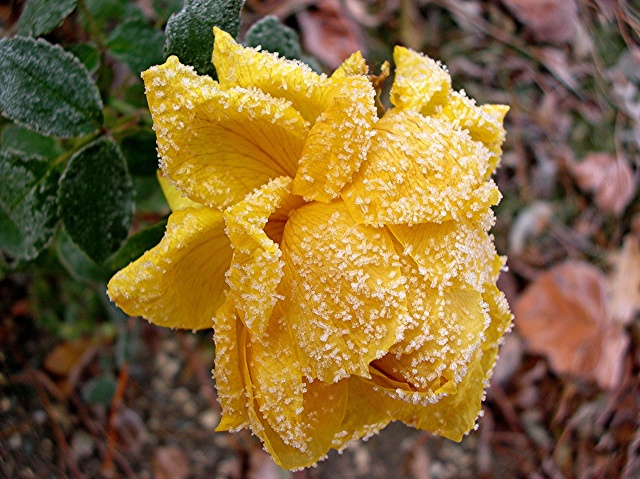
xmin=71 ymin=431 xmax=94 ymax=460
xmin=199 ymin=410 xmax=220 ymax=430
xmin=9 ymin=433 xmax=22 ymax=449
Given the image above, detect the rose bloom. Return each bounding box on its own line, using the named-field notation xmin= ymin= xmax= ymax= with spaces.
xmin=108 ymin=28 xmax=512 ymax=469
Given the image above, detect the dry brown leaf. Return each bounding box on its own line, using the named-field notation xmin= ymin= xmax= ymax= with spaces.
xmin=152 ymin=446 xmax=191 ymax=479
xmin=297 ymin=0 xmax=365 ymax=69
xmin=43 ymin=337 xmax=93 ymax=377
xmin=503 ymin=0 xmax=578 ymax=44
xmin=608 ymin=234 xmax=640 ymax=325
xmin=514 ymin=261 xmax=629 ymax=390
xmin=570 ymin=153 xmax=637 ymax=215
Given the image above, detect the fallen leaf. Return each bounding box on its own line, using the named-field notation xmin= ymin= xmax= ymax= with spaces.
xmin=569 ymin=152 xmax=636 ymax=214
xmin=514 ymin=261 xmax=629 ymax=390
xmin=43 ymin=338 xmax=93 ymax=377
xmin=503 ymin=0 xmax=578 ymax=44
xmin=153 ymin=446 xmax=191 ymax=479
xmin=297 ymin=0 xmax=364 ymax=69
xmin=608 ymin=234 xmax=640 ymax=325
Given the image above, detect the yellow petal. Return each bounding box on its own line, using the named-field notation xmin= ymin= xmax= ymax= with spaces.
xmin=107 ymin=207 xmax=232 ymax=330
xmin=213 ymin=296 xmax=250 ymax=431
xmin=331 ymin=51 xmax=368 ymax=79
xmin=280 ymin=201 xmax=408 ymax=383
xmin=157 ymin=172 xmax=202 ymax=211
xmin=388 ymin=211 xmax=497 ymax=290
xmin=435 ymin=92 xmax=508 ymax=177
xmin=330 ymin=376 xmax=396 ymax=452
xmin=375 ymin=281 xmax=489 ymax=396
xmin=213 ymin=27 xmax=329 ymax=123
xmin=389 ymin=46 xmax=451 ymax=113
xmin=292 ymin=76 xmax=377 ymax=202
xmin=224 ymin=176 xmax=295 ymax=337
xmin=241 ymin=308 xmax=349 ymax=467
xmin=143 ymin=56 xmax=308 ymax=209
xmin=480 ymin=256 xmax=513 ymax=373
xmin=342 ymin=110 xmax=500 ymax=226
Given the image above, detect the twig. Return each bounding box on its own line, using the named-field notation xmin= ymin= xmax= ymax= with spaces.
xmin=69 ymin=390 xmax=137 ymax=479
xmin=27 ymin=366 xmax=85 ymax=479
xmin=101 ymin=362 xmax=130 ymax=477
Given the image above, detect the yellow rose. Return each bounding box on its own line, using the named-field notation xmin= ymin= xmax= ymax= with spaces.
xmin=107 ymin=28 xmax=512 ymax=470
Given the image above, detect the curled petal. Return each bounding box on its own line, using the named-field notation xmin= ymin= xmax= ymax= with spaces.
xmin=342 ymin=110 xmax=500 ymax=226
xmin=157 ymin=172 xmax=202 ymax=211
xmin=388 ymin=211 xmax=497 ymax=290
xmin=218 ymin=296 xmax=349 ymax=469
xmin=224 ymin=177 xmax=296 ymax=337
xmin=243 ymin=311 xmax=348 ymax=468
xmin=390 ymin=46 xmax=451 ymax=114
xmin=292 ymin=76 xmax=377 ymax=202
xmin=107 ymin=207 xmax=231 ymax=330
xmin=376 ymin=277 xmax=490 ymax=397
xmin=331 ymin=51 xmax=368 ymax=79
xmin=143 ymin=56 xmax=308 ymax=209
xmin=213 ymin=27 xmax=329 ymax=123
xmin=435 ymin=92 xmax=508 ymax=176
xmin=280 ymin=201 xmax=408 ymax=383
xmin=213 ymin=296 xmax=250 ymax=431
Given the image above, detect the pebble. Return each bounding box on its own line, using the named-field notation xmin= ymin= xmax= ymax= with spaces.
xmin=71 ymin=431 xmax=94 ymax=460
xmin=199 ymin=410 xmax=220 ymax=430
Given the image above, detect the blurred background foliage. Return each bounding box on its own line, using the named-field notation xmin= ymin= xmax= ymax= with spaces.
xmin=1 ymin=0 xmax=639 ymax=478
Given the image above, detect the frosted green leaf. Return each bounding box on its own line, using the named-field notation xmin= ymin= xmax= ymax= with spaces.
xmin=107 ymin=20 xmax=166 ymax=74
xmin=67 ymin=42 xmax=101 ymax=74
xmin=1 ymin=124 xmax=63 ymax=161
xmin=17 ymin=0 xmax=78 ymax=37
xmin=245 ymin=16 xmax=302 ymax=60
xmin=57 ymin=229 xmax=112 ymax=283
xmin=0 ymin=150 xmax=59 ymax=260
xmin=0 ymin=37 xmax=103 ymax=138
xmin=164 ymin=0 xmax=244 ymax=78
xmin=58 ymin=137 xmax=134 ymax=264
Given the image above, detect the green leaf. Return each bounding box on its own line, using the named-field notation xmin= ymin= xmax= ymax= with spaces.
xmin=67 ymin=42 xmax=101 ymax=74
xmin=164 ymin=0 xmax=245 ymax=78
xmin=82 ymin=0 xmax=144 ymax=28
xmin=132 ymin=176 xmax=169 ymax=212
xmin=153 ymin=0 xmax=184 ymax=21
xmin=57 ymin=228 xmax=111 ymax=282
xmin=107 ymin=20 xmax=166 ymax=74
xmin=0 ymin=37 xmax=103 ymax=138
xmin=119 ymin=129 xmax=158 ymax=177
xmin=1 ymin=124 xmax=63 ymax=161
xmin=82 ymin=375 xmax=116 ymax=406
xmin=109 ymin=217 xmax=168 ymax=271
xmin=17 ymin=0 xmax=79 ymax=37
xmin=0 ymin=150 xmax=59 ymax=260
xmin=58 ymin=137 xmax=134 ymax=264
xmin=245 ymin=16 xmax=302 ymax=60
